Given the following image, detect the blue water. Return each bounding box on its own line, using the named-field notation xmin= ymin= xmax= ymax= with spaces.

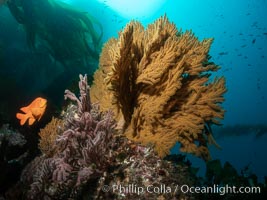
xmin=69 ymin=0 xmax=267 ymax=181
xmin=70 ymin=0 xmax=267 ymax=181
xmin=72 ymin=0 xmax=267 ymax=124
xmin=1 ymin=0 xmax=267 ymax=181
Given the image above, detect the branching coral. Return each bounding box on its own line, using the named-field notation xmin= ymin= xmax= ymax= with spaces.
xmin=21 ymin=75 xmax=116 ymax=199
xmin=19 ymin=74 xmax=195 ymax=199
xmin=53 ymin=75 xmax=115 ymax=187
xmin=90 ymin=15 xmax=227 ymax=160
xmin=38 ymin=117 xmax=64 ymax=156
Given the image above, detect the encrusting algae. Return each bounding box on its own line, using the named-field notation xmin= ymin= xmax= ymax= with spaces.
xmin=90 ymin=15 xmax=227 ymax=161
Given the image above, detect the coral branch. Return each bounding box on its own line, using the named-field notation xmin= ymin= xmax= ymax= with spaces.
xmin=22 ymin=75 xmax=116 ymax=199
xmin=91 ymin=15 xmax=227 ymax=160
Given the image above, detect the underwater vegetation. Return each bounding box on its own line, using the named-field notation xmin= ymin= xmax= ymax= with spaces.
xmin=19 ymin=75 xmax=116 ymax=199
xmin=3 ymin=0 xmax=103 ymax=106
xmin=91 ymin=15 xmax=226 ymax=161
xmin=0 ymin=0 xmax=8 ymax=6
xmin=1 ymin=15 xmax=266 ymax=199
xmin=213 ymin=124 xmax=267 ymax=139
xmin=0 ymin=40 xmax=3 ymax=64
xmin=0 ymin=0 xmax=104 ymax=122
xmin=6 ymin=0 xmax=103 ymax=72
xmin=14 ymin=75 xmax=194 ymax=200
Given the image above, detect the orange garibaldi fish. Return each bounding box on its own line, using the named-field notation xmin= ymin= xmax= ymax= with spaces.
xmin=16 ymin=97 xmax=47 ymax=125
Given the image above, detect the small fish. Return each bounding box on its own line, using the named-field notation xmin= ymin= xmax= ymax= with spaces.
xmin=252 ymin=39 xmax=256 ymax=44
xmin=218 ymin=52 xmax=228 ymax=56
xmin=16 ymin=97 xmax=47 ymax=125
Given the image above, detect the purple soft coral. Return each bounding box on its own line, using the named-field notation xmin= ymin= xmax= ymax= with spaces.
xmin=21 ymin=75 xmax=116 ymax=199
xmin=54 ymin=75 xmax=115 ymax=185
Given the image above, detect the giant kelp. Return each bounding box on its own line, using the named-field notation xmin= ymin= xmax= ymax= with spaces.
xmin=91 ymin=15 xmax=227 ymax=160
xmin=0 ymin=40 xmax=3 ymax=65
xmin=7 ymin=0 xmax=102 ymax=74
xmin=0 ymin=0 xmax=8 ymax=6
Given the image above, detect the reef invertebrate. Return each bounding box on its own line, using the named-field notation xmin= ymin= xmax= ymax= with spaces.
xmin=21 ymin=75 xmax=116 ymax=199
xmin=91 ymin=15 xmax=227 ymax=160
xmin=38 ymin=117 xmax=64 ymax=156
